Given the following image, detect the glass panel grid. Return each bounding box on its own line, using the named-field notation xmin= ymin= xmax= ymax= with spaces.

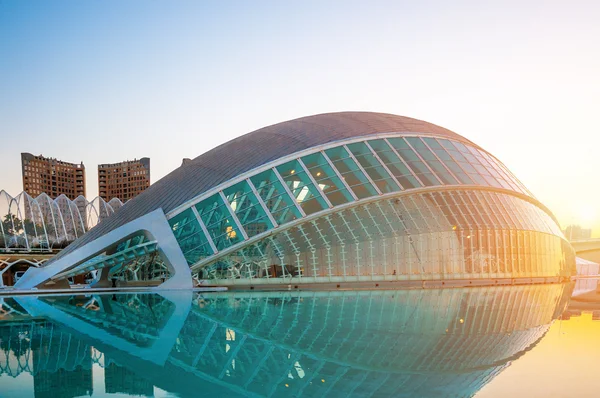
xmin=169 ymin=207 xmax=215 ymax=265
xmin=324 ymin=147 xmax=381 ymax=199
xmin=437 ymin=139 xmax=511 ymax=190
xmin=195 ymin=193 xmax=244 ymax=251
xmin=321 ymin=150 xmax=359 ymax=200
xmin=386 ymin=138 xmax=442 ymax=186
xmin=345 ymin=142 xmax=399 ymax=194
xmin=301 ymin=152 xmax=355 ymax=206
xmin=406 ymin=137 xmax=459 ymax=185
xmin=196 ymin=189 xmax=571 ymax=282
xmin=276 ymin=159 xmax=329 ymax=215
xmin=250 ymin=169 xmax=303 ymax=226
xmin=364 ymin=141 xmax=405 ymax=190
xmin=165 ymin=135 xmax=544 ymax=272
xmin=368 ymin=139 xmax=422 ymax=189
xmin=423 ymin=138 xmax=475 ymax=185
xmin=224 ymin=180 xmax=274 ymax=238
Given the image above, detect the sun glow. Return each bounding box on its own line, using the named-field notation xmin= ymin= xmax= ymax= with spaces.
xmin=576 ymin=205 xmax=597 ymax=225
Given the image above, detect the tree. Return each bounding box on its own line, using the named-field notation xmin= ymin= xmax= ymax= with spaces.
xmin=1 ymin=214 xmax=23 ymax=235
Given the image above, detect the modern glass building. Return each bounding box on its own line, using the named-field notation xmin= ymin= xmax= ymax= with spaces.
xmin=14 ymin=112 xmax=576 ymax=290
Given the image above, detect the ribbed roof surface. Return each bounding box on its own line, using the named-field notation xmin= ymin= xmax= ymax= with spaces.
xmin=52 ymin=111 xmax=473 ymax=260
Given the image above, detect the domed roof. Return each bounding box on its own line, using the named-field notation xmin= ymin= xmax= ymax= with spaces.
xmin=55 ymin=111 xmax=476 ymax=257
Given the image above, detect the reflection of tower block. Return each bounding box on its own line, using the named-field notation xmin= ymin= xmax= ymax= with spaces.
xmin=104 ymin=362 xmax=154 ymax=395
xmin=592 ymin=311 xmax=600 ymax=321
xmin=33 ymin=344 xmax=93 ymax=398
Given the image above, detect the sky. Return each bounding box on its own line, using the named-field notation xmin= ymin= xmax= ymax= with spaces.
xmin=1 ymin=0 xmax=599 ymax=234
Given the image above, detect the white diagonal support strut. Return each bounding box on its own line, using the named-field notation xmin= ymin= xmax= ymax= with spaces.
xmin=246 ymin=178 xmax=279 ymax=228
xmin=219 ymin=191 xmax=249 ymax=241
xmin=191 ymin=206 xmax=218 ymax=254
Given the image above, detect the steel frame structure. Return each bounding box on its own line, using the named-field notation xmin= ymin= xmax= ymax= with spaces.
xmin=10 ymin=115 xmax=575 ymax=289
xmin=0 ymin=191 xmax=124 ymax=252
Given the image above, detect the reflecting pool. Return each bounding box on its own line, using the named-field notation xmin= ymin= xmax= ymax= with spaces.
xmin=1 ymin=282 xmax=598 ymax=397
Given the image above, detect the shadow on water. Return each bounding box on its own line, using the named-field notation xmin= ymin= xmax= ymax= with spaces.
xmin=0 ymin=283 xmax=574 ymax=397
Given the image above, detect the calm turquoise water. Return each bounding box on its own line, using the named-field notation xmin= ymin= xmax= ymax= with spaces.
xmin=0 ymin=282 xmax=598 ymax=397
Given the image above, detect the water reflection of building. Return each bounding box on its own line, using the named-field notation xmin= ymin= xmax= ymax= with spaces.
xmin=104 ymin=362 xmax=153 ymax=396
xmin=0 ymin=318 xmax=93 ymax=397
xmin=16 ymin=112 xmax=576 ymax=290
xmin=4 ymin=283 xmax=573 ymax=397
xmin=560 ymin=309 xmax=600 ymax=322
xmin=34 ymin=365 xmax=92 ymax=398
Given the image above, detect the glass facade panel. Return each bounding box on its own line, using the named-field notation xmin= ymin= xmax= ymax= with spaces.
xmin=405 ymin=137 xmax=459 ymax=185
xmin=450 ymin=142 xmax=504 ymax=188
xmin=276 ymin=160 xmax=329 ymax=215
xmin=223 ymin=180 xmax=274 ymax=238
xmin=387 ymin=138 xmax=441 ymax=186
xmin=169 ymin=207 xmax=214 ymax=265
xmin=345 ymin=142 xmax=401 ymax=194
xmin=437 ymin=139 xmax=496 ymax=187
xmin=368 ymin=139 xmax=421 ymax=189
xmin=422 ymin=138 xmax=474 ymax=184
xmin=195 ymin=194 xmax=243 ymax=251
xmin=300 ymin=152 xmax=355 ymax=206
xmin=197 ymin=189 xmax=574 ymax=283
xmin=162 ymin=135 xmax=560 ymax=274
xmin=324 ymin=146 xmax=381 ymax=198
xmin=249 ymin=169 xmax=302 ymax=225
xmin=478 ymin=150 xmax=528 ymax=194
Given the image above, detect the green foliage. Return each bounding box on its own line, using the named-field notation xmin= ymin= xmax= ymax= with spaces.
xmin=1 ymin=214 xmax=22 ymax=235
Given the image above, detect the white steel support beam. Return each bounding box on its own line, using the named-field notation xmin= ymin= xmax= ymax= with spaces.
xmin=297 ymin=157 xmax=333 ymax=208
xmin=11 ymin=197 xmax=30 ymax=250
xmin=246 ymin=178 xmax=279 ymax=228
xmin=383 ymin=138 xmax=426 ymax=187
xmin=272 ymin=167 xmax=306 ymax=217
xmin=342 ymin=144 xmax=383 ymax=195
xmin=219 ymin=191 xmax=249 ymax=241
xmin=52 ymin=198 xmax=70 ymax=244
xmin=188 ymin=184 xmax=557 ymax=272
xmin=402 ymin=137 xmax=444 ymax=185
xmin=14 ymin=208 xmax=193 ymax=290
xmin=191 ymin=206 xmax=218 ymax=254
xmin=364 ymin=140 xmax=405 ymax=190
xmin=64 ymin=199 xmax=78 ymax=239
xmin=419 ymin=137 xmax=463 ymax=184
xmin=165 ymin=132 xmax=537 ymax=220
xmin=320 ymin=150 xmax=358 ymax=201
xmin=431 ymin=138 xmax=477 ymax=184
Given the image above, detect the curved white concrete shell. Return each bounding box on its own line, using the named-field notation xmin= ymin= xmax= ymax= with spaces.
xmin=13 ymin=112 xmax=576 ymax=290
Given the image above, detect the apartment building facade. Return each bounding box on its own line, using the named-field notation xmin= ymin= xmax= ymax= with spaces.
xmin=98 ymin=158 xmax=150 ymax=202
xmin=21 ymin=153 xmax=86 ymax=199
